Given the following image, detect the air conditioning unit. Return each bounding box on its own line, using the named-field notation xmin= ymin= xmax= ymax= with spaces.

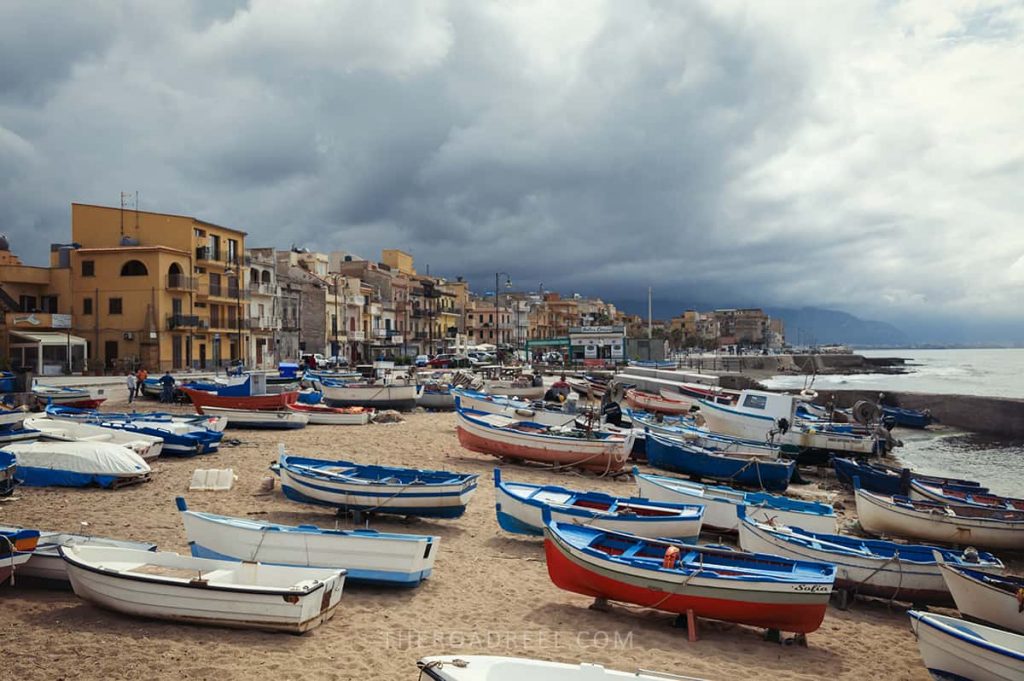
xmin=123 ymin=332 xmax=134 ymax=340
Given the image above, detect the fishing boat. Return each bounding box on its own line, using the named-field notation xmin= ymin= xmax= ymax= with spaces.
xmin=275 ymin=452 xmax=478 ymax=519
xmin=46 ymin=405 xmax=227 ymax=433
xmin=565 ymin=375 xmax=609 ymax=398
xmin=1 ymin=450 xmax=16 ymax=496
xmin=0 ymin=407 xmax=27 ymax=429
xmin=831 ymin=457 xmax=985 ymax=496
xmin=286 ymin=403 xmax=373 ymax=425
xmin=908 ymin=610 xmax=1024 ymax=681
xmin=624 ymin=388 xmax=695 ymax=415
xmin=182 ymin=386 xmax=298 ymax=413
xmin=2 ymin=531 xmax=157 ymax=584
xmin=645 ymin=431 xmax=795 ymax=492
xmin=417 ymin=656 xmax=711 ymax=680
xmin=737 ymin=515 xmax=1003 ymax=606
xmin=909 ymin=479 xmax=1024 ymax=512
xmin=23 ymin=416 xmax=164 ymax=460
xmin=628 ymin=359 xmax=678 ymax=369
xmin=634 ymin=468 xmax=837 ymax=534
xmin=44 ymin=405 xmax=224 ymax=454
xmin=882 ymin=406 xmax=933 ymax=429
xmin=453 ymin=388 xmax=584 ymax=428
xmin=494 ymin=469 xmax=703 ymax=540
xmin=543 ymin=517 xmax=835 ymax=633
xmin=632 ymin=414 xmax=780 ymax=458
xmin=318 ymin=381 xmax=421 ymax=410
xmin=4 ymin=441 xmax=151 ymax=488
xmin=1 ymin=528 xmax=39 ymax=584
xmin=455 ymin=404 xmax=632 ymax=474
xmin=61 ymin=545 xmax=345 ymax=633
xmin=937 ymin=558 xmax=1024 ymax=634
xmin=854 ymin=483 xmax=1024 ymax=550
xmin=201 ymin=406 xmax=308 ymax=430
xmin=482 ymin=377 xmax=545 ymax=400
xmin=177 ymin=498 xmax=438 ymax=586
xmin=33 ymin=385 xmax=106 ymax=410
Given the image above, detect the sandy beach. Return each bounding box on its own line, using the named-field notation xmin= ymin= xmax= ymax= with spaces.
xmin=1 ymin=394 xmax=940 ymax=681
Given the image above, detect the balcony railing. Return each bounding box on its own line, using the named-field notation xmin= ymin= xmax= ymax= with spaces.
xmin=350 ymin=330 xmax=365 ymax=341
xmin=167 ymin=274 xmax=198 ymax=291
xmin=249 ymin=316 xmax=280 ymax=330
xmin=166 ymin=314 xmax=207 ymax=330
xmin=248 ymin=282 xmax=276 ymax=296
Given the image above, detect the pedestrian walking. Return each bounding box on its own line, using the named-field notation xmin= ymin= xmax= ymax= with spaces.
xmin=135 ymin=367 xmax=148 ymax=400
xmin=126 ymin=371 xmax=137 ymax=404
xmin=159 ymin=370 xmax=175 ymax=403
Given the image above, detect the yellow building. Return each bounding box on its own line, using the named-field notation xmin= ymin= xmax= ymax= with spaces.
xmin=69 ymin=203 xmax=247 ymax=371
xmin=0 ymin=237 xmax=85 ymax=375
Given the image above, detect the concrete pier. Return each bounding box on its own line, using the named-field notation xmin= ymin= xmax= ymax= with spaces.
xmin=814 ymin=389 xmax=1024 ymax=440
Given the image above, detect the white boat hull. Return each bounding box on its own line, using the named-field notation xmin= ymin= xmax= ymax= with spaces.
xmin=202 ymin=407 xmax=308 ymax=429
xmin=738 ymin=520 xmax=999 ymax=604
xmin=320 ymin=383 xmax=420 ymax=410
xmin=909 ymin=611 xmax=1024 ymax=681
xmin=456 ymin=391 xmax=579 ymax=428
xmin=417 ymin=656 xmax=708 ymax=680
xmin=278 ymin=463 xmax=477 ymax=518
xmin=939 ymin=563 xmax=1024 ymax=634
xmin=636 ymin=476 xmax=836 ymax=534
xmin=25 ymin=416 xmax=164 ymax=460
xmin=63 ymin=546 xmax=345 ymax=633
xmin=482 ymin=381 xmax=545 ymax=400
xmin=856 ymin=488 xmax=1024 ymax=550
xmin=18 ymin=532 xmax=156 ymax=583
xmin=181 ymin=509 xmax=438 ymax=586
xmin=495 ymin=482 xmax=702 ymax=540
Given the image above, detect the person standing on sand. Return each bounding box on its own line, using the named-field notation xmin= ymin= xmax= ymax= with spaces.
xmin=126 ymin=371 xmax=137 ymax=404
xmin=135 ymin=367 xmax=148 ymax=399
xmin=159 ymin=370 xmax=175 ymax=403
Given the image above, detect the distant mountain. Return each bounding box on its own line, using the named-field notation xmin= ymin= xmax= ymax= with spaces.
xmin=765 ymin=307 xmax=908 ymax=347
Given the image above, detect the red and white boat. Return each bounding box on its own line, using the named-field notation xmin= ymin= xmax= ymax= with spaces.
xmin=543 ymin=518 xmax=834 ymax=634
xmin=182 ymin=387 xmax=298 ymax=413
xmin=624 ymin=388 xmax=695 ymax=414
xmin=287 ymin=403 xmax=373 ymax=425
xmin=455 ymin=405 xmax=632 ymax=474
xmin=33 ymin=385 xmax=106 ymax=410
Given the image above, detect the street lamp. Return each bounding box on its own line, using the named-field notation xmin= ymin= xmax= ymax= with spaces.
xmin=329 ymin=273 xmax=342 ymax=362
xmin=224 ymin=267 xmax=244 ymax=368
xmin=494 ymin=272 xmax=511 ymax=355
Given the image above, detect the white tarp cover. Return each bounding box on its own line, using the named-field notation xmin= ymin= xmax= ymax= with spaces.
xmin=5 ymin=441 xmax=150 ymax=486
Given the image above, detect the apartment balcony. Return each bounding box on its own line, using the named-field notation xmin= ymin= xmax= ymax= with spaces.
xmin=248 ymin=282 xmax=276 ymax=296
xmin=208 ymin=285 xmax=251 ymax=300
xmin=373 ymin=328 xmax=388 ymax=338
xmin=166 ymin=274 xmax=198 ymax=291
xmin=350 ymin=330 xmax=366 ymax=341
xmin=411 ymin=308 xmax=432 ymax=318
xmin=249 ymin=316 xmax=280 ymax=331
xmin=166 ymin=314 xmax=208 ymax=330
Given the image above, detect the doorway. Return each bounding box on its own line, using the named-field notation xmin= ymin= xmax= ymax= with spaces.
xmin=104 ymin=340 xmax=118 ymax=369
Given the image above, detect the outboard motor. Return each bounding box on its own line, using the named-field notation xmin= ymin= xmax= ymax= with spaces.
xmin=601 ymin=400 xmax=624 ymax=428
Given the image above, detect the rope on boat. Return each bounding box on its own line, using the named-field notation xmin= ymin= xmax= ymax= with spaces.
xmin=846 ymin=549 xmax=903 ymax=606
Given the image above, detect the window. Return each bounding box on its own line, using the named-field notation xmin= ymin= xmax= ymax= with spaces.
xmin=227 ymin=239 xmax=237 ymax=264
xmin=120 ymin=260 xmax=148 ymax=276
xmin=82 ymin=297 xmax=93 ymax=315
xmin=210 ymin=235 xmax=221 ymax=261
xmin=81 ymin=260 xmax=95 ymax=277
xmin=742 ymin=394 xmax=768 ymax=410
xmin=42 ymin=296 xmax=58 ymax=313
xmin=109 ymin=297 xmax=123 ymax=315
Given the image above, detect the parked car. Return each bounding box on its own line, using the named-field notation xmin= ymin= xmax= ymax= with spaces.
xmin=427 ymin=353 xmax=472 ymax=369
xmin=542 ymin=351 xmax=563 ymax=363
xmin=414 ymin=355 xmax=430 ymax=367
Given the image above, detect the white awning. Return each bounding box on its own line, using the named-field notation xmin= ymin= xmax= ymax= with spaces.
xmin=9 ymin=331 xmax=89 ymax=346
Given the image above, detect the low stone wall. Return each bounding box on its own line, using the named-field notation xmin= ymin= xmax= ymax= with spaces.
xmin=814 ymin=389 xmax=1024 ymax=440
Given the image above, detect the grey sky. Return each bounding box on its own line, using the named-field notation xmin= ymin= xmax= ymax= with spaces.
xmin=1 ymin=1 xmax=1022 ymax=338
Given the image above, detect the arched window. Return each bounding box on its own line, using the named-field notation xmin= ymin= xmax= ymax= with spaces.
xmin=250 ymin=269 xmax=259 ymax=284
xmin=121 ymin=260 xmax=148 ymax=276
xmin=168 ymin=263 xmax=183 ymax=276
xmin=261 ymin=270 xmax=271 ymax=284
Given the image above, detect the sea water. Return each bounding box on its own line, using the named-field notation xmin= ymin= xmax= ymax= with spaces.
xmin=763 ymin=349 xmax=1024 ymax=497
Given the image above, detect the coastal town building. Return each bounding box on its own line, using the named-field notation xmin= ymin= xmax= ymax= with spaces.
xmin=67 ymin=202 xmax=247 ymax=371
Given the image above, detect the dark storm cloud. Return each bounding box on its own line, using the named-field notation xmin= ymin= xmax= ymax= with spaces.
xmin=0 ymin=0 xmax=1022 ymax=337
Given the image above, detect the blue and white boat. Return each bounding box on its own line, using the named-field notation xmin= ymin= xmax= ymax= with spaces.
xmin=634 ymin=468 xmax=836 ymax=533
xmin=275 ymin=451 xmax=478 ymax=519
xmin=937 ymin=559 xmax=1024 ymax=635
xmin=908 ymin=610 xmax=1024 ymax=681
xmin=831 ymin=457 xmax=984 ymax=497
xmin=44 ymin=405 xmax=222 ymax=456
xmin=494 ymin=468 xmax=703 ymax=540
xmin=4 ymin=441 xmax=150 ymax=488
xmin=738 ymin=514 xmax=1003 ymax=605
xmin=0 ymin=450 xmax=16 ymax=496
xmin=46 ymin=404 xmax=226 ymax=432
xmin=645 ymin=431 xmax=795 ymax=492
xmin=176 ymin=498 xmax=439 ymax=586
xmin=882 ymin=406 xmax=933 ymax=429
